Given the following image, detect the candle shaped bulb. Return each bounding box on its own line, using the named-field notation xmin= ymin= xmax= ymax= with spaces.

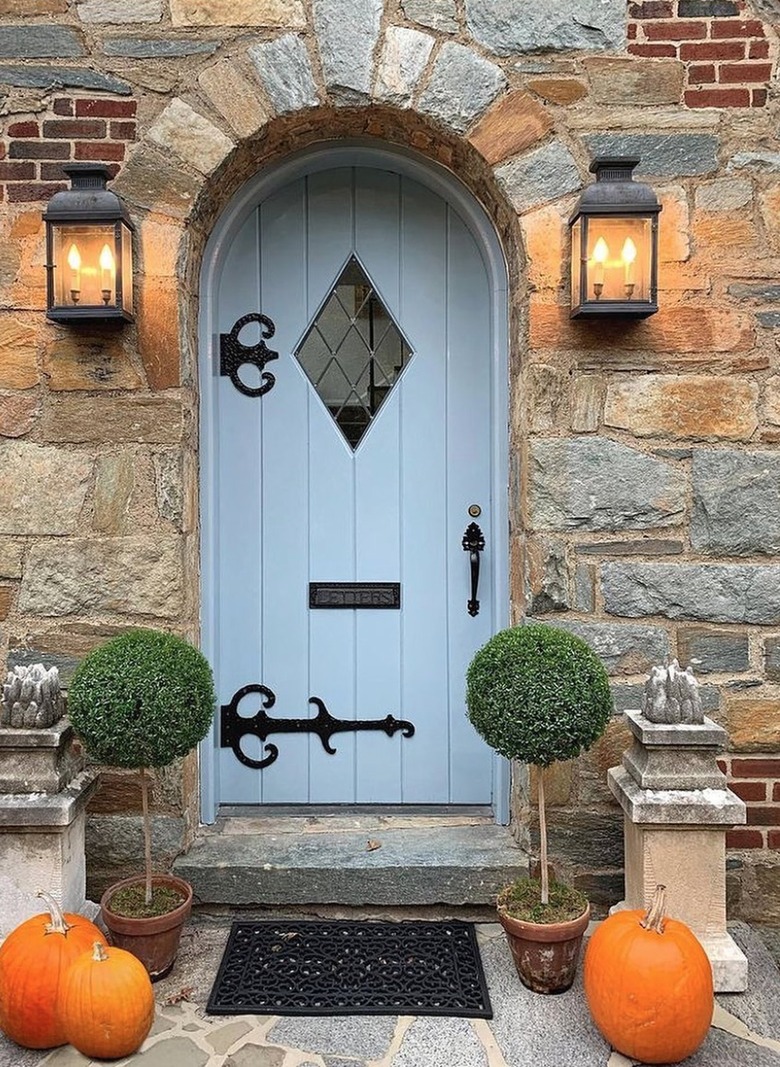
xmin=67 ymin=243 xmax=81 ymax=299
xmin=99 ymin=244 xmax=115 ymax=303
xmin=591 ymin=236 xmax=608 ymax=296
xmin=622 ymin=237 xmax=637 ymax=286
xmin=592 ymin=237 xmax=608 ymax=286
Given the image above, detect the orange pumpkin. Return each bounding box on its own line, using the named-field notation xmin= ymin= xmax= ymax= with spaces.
xmin=0 ymin=891 xmax=106 ymax=1049
xmin=59 ymin=940 xmax=155 ymax=1060
xmin=584 ymin=885 xmax=713 ymax=1065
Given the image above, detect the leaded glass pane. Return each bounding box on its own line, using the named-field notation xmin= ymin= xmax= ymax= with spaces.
xmin=295 ymin=257 xmax=413 ymax=449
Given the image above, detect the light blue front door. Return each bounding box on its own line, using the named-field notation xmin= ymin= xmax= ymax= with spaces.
xmin=213 ymin=163 xmax=501 ymax=806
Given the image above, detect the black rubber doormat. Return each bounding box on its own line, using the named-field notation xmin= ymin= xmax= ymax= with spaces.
xmin=206 ymin=919 xmax=493 ymax=1018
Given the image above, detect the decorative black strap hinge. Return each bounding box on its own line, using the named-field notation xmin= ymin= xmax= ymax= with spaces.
xmin=220 ymin=684 xmax=415 ymax=770
xmin=220 ymin=313 xmax=279 ymax=397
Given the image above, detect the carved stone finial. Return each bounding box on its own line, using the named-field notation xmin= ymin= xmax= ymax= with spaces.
xmin=1 ymin=664 xmax=64 ymax=728
xmin=641 ymin=659 xmax=703 ymax=725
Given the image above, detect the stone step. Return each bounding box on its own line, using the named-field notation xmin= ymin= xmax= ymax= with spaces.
xmin=174 ymin=814 xmax=527 ymax=909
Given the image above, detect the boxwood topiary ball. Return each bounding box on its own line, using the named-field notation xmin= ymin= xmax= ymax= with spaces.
xmin=67 ymin=629 xmax=216 ymax=769
xmin=466 ymin=624 xmax=612 ymax=767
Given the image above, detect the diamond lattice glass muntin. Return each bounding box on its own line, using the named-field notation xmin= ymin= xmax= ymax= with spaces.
xmin=294 ymin=256 xmax=414 ymax=449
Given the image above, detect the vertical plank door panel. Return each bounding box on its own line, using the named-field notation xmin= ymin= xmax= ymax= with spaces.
xmin=398 ymin=176 xmax=450 ymax=803
xmin=354 ymin=167 xmax=403 ymax=801
xmin=257 ymin=179 xmax=310 ymax=802
xmin=216 ymin=209 xmax=263 ymax=801
xmin=305 ymin=169 xmax=358 ymax=802
xmin=446 ymin=209 xmax=495 ymax=802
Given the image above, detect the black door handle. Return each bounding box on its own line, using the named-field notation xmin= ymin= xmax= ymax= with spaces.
xmin=462 ymin=522 xmax=485 ymax=617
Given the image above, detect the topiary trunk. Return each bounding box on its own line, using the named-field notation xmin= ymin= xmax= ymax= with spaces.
xmin=538 ymin=764 xmax=549 ymax=905
xmin=139 ymin=766 xmax=152 ymax=906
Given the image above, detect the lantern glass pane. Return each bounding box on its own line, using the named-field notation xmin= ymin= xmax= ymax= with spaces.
xmin=583 ymin=216 xmax=652 ymax=304
xmin=51 ymin=223 xmax=119 ymax=310
xmin=570 ymin=217 xmax=583 ymax=310
xmin=120 ymin=221 xmax=133 ymax=315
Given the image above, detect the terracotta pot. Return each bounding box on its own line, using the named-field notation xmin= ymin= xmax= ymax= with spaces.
xmin=498 ymin=901 xmax=590 ymax=995
xmin=100 ymin=874 xmax=193 ymax=981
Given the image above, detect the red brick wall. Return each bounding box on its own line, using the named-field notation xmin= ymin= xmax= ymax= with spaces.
xmin=629 ymin=0 xmax=774 ymax=106
xmin=719 ymin=756 xmax=780 ymax=848
xmin=1 ymin=96 xmax=137 ymax=203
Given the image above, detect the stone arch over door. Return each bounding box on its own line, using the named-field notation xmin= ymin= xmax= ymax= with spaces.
xmin=108 ymin=27 xmax=588 ymax=831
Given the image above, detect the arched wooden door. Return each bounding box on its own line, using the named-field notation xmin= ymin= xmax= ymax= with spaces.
xmin=200 ymin=150 xmax=508 ymax=815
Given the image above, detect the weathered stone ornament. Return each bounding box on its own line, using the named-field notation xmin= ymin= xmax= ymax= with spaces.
xmin=1 ymin=663 xmax=64 ymax=728
xmin=0 ymin=661 xmax=99 ymax=937
xmin=608 ymin=660 xmax=748 ymax=992
xmin=641 ymin=658 xmax=703 ymax=725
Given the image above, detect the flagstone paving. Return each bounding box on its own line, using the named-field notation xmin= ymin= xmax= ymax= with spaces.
xmin=0 ymin=920 xmax=778 ymax=1067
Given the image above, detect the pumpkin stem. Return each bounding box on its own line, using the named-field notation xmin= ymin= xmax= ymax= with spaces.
xmin=37 ymin=889 xmax=73 ymax=936
xmin=640 ymin=884 xmax=667 ymax=934
xmin=92 ymin=941 xmax=109 ymax=963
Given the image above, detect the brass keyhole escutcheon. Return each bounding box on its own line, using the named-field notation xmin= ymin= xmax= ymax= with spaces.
xmin=468 ymin=504 xmax=481 ymax=518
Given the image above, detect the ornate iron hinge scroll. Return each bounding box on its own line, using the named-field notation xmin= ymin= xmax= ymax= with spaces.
xmin=220 ymin=684 xmax=416 ymax=770
xmin=219 ymin=313 xmax=279 ymax=398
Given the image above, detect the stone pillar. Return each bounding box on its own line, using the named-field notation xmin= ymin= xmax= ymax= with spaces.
xmin=609 ymin=709 xmax=748 ymax=993
xmin=0 ymin=667 xmax=99 ymax=939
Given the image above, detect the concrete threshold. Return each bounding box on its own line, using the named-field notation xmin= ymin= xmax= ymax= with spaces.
xmin=175 ymin=811 xmax=527 ymax=910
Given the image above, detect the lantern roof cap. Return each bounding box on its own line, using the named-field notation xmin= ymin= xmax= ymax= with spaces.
xmin=570 ymin=155 xmax=661 ymax=221
xmin=589 ymin=156 xmax=641 ymax=175
xmin=43 ymin=163 xmax=134 ymax=227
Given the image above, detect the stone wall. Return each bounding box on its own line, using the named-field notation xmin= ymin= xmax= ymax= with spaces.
xmin=0 ymin=0 xmax=779 ymax=912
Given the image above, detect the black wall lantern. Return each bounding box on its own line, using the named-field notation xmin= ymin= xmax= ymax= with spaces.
xmin=43 ymin=163 xmax=134 ymax=324
xmin=570 ymin=157 xmax=661 ymax=319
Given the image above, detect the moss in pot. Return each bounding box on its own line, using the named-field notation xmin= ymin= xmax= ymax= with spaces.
xmin=466 ymin=623 xmax=612 ymax=992
xmin=67 ymin=628 xmax=216 ymax=977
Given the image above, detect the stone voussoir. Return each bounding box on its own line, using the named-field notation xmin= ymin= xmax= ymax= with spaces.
xmin=147 ymin=97 xmax=234 ymax=176
xmin=198 ymin=60 xmax=271 ymax=138
xmin=467 ymin=90 xmax=553 ymax=166
xmin=313 ymin=0 xmax=383 ymax=104
xmin=376 ymin=26 xmax=435 ymax=109
xmin=248 ymin=34 xmax=319 ymax=114
xmin=417 ymin=41 xmax=506 ymax=135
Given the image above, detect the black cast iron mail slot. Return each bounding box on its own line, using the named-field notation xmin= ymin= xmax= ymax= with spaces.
xmin=309 ymin=582 xmax=401 ymax=609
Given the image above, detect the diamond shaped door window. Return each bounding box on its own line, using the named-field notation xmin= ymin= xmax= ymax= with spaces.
xmin=294 ymin=257 xmax=413 ymax=449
